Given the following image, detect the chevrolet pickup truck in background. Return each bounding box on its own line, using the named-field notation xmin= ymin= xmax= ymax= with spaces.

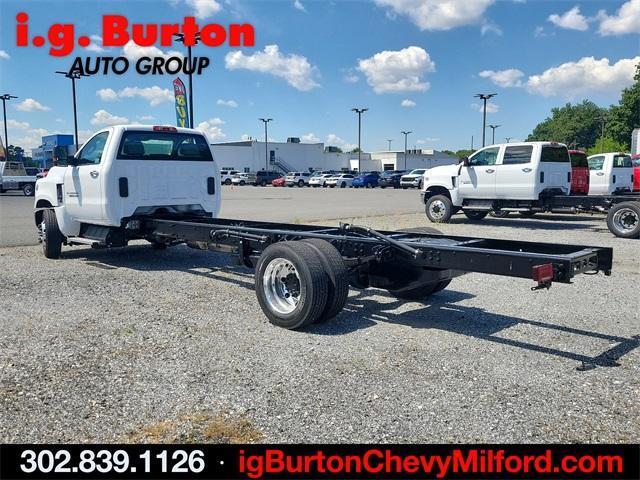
xmin=0 ymin=161 xmax=37 ymax=196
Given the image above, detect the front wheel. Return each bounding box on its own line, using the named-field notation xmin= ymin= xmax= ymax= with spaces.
xmin=41 ymin=209 xmax=64 ymax=259
xmin=463 ymin=210 xmax=488 ymax=220
xmin=239 ymin=180 xmax=246 ymax=186
xmin=341 ymin=182 xmax=347 ymax=188
xmin=224 ymin=178 xmax=232 ymax=185
xmin=425 ymin=195 xmax=454 ymax=223
xmin=23 ymin=184 xmax=35 ymax=196
xmin=607 ymin=202 xmax=640 ymax=238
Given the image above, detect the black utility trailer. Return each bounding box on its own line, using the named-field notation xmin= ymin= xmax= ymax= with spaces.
xmin=140 ymin=216 xmax=613 ymax=329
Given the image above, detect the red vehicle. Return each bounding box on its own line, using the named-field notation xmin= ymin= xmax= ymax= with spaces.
xmin=271 ymin=176 xmax=286 ymax=187
xmin=568 ymin=149 xmax=589 ymax=195
xmin=632 ymin=154 xmax=640 ymax=192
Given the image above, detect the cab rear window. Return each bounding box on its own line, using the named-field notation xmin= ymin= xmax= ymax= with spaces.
xmin=613 ymin=155 xmax=632 ymax=168
xmin=541 ymin=145 xmax=570 ymax=163
xmin=570 ymin=153 xmax=588 ymax=168
xmin=117 ymin=131 xmax=213 ymax=161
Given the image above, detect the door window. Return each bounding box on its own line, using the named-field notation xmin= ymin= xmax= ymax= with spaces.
xmin=588 ymin=156 xmax=605 ymax=171
xmin=502 ymin=145 xmax=533 ymax=165
xmin=469 ymin=147 xmax=499 ymax=166
xmin=78 ymin=132 xmax=109 ymax=165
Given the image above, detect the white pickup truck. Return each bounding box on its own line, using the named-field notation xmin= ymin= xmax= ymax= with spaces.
xmin=421 ymin=141 xmax=572 ymax=222
xmin=35 ymin=125 xmax=220 ymax=258
xmin=587 ymin=152 xmax=633 ymax=195
xmin=0 ymin=161 xmax=37 ymax=196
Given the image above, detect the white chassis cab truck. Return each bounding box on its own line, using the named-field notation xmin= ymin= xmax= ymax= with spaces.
xmin=587 ymin=152 xmax=633 ymax=195
xmin=35 ymin=126 xmax=615 ymax=330
xmin=421 ymin=142 xmax=572 ymax=222
xmin=0 ymin=161 xmax=37 ymax=196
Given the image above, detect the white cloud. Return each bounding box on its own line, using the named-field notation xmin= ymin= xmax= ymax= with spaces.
xmin=96 ymin=88 xmax=118 ymax=102
xmin=357 ymin=46 xmax=435 ymax=94
xmin=3 ymin=119 xmax=30 ymax=130
xmin=14 ymin=128 xmax=49 ymax=151
xmin=122 ymin=40 xmax=183 ymax=61
xmin=548 ymin=6 xmax=588 ymax=31
xmin=293 ymin=0 xmax=306 ymax=12
xmin=77 ymin=129 xmax=95 ymax=144
xmin=15 ymin=98 xmax=50 ymax=112
xmin=526 ymin=56 xmax=640 ymax=97
xmin=374 ymin=0 xmax=494 ymax=31
xmin=471 ymin=102 xmax=499 ymax=113
xmin=343 ymin=72 xmax=360 ymax=83
xmin=481 ymin=21 xmax=503 ymax=36
xmin=197 ymin=118 xmax=226 ymax=141
xmin=241 ymin=133 xmax=252 ymax=141
xmin=225 ymin=44 xmax=319 ymax=91
xmin=138 ymin=115 xmax=155 ymax=121
xmin=0 ymin=50 xmax=10 ymax=60
xmin=597 ymin=0 xmax=640 ymax=36
xmin=400 ymin=99 xmax=416 ymax=107
xmin=301 ymin=133 xmax=320 ymax=143
xmin=326 ymin=134 xmax=356 ymax=151
xmin=86 ymin=34 xmax=107 ymax=53
xmin=417 ymin=137 xmax=440 ymax=144
xmin=185 ymin=0 xmax=221 ymax=18
xmin=479 ymin=68 xmax=524 ymax=88
xmin=118 ymin=86 xmax=174 ymax=106
xmin=217 ymin=99 xmax=238 ymax=108
xmin=90 ymin=109 xmax=129 ymax=127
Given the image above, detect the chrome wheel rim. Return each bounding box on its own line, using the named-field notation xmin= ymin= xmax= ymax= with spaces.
xmin=40 ymin=219 xmax=46 ymax=242
xmin=613 ymin=208 xmax=639 ymax=234
xmin=263 ymin=258 xmax=301 ymax=314
xmin=429 ymin=200 xmax=447 ymax=220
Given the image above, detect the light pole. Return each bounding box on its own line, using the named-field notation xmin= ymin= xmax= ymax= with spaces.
xmin=474 ymin=93 xmax=497 ymax=147
xmin=599 ymin=116 xmax=608 ymax=153
xmin=56 ymin=69 xmax=90 ymax=149
xmin=488 ymin=124 xmax=501 ymax=145
xmin=401 ymin=130 xmax=411 ymax=170
xmin=174 ymin=32 xmax=201 ymax=129
xmin=259 ymin=118 xmax=272 ymax=171
xmin=505 ymin=137 xmax=513 ymax=143
xmin=351 ymin=108 xmax=367 ymax=172
xmin=0 ymin=94 xmax=17 ymax=151
xmin=387 ymin=139 xmax=392 ymax=151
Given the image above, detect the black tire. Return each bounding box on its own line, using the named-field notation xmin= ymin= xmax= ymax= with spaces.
xmin=255 ymin=242 xmax=329 ymax=329
xmin=463 ymin=210 xmax=489 ymax=220
xmin=425 ymin=195 xmax=454 ymax=223
xmin=298 ymin=180 xmax=304 ymax=187
xmin=261 ymin=180 xmax=267 ymax=187
xmin=341 ymin=181 xmax=346 ymax=188
xmin=23 ymin=183 xmax=35 ymax=196
xmin=388 ymin=279 xmax=451 ymax=300
xmin=398 ymin=226 xmax=443 ymax=235
xmin=519 ymin=211 xmax=536 ymax=218
xmin=150 ymin=240 xmax=168 ymax=250
xmin=302 ymin=239 xmax=349 ymax=322
xmin=607 ymin=202 xmax=640 ymax=238
xmin=42 ymin=209 xmax=63 ymax=259
xmin=224 ymin=178 xmax=232 ymax=185
xmin=239 ymin=180 xmax=246 ymax=186
xmin=489 ymin=209 xmax=510 ymax=218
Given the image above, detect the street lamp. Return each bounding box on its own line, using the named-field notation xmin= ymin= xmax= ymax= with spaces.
xmin=351 ymin=108 xmax=367 ymax=172
xmin=401 ymin=130 xmax=412 ymax=170
xmin=488 ymin=124 xmax=501 ymax=145
xmin=259 ymin=118 xmax=272 ymax=171
xmin=56 ymin=69 xmax=90 ymax=149
xmin=505 ymin=137 xmax=513 ymax=143
xmin=474 ymin=93 xmax=497 ymax=147
xmin=0 ymin=94 xmax=17 ymax=151
xmin=387 ymin=139 xmax=392 ymax=151
xmin=599 ymin=116 xmax=608 ymax=153
xmin=174 ymin=32 xmax=201 ymax=129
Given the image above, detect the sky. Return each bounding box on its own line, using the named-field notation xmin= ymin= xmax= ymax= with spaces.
xmin=0 ymin=0 xmax=639 ymax=154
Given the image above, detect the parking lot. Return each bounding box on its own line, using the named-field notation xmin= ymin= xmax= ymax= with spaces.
xmin=1 ymin=186 xmax=638 ymax=443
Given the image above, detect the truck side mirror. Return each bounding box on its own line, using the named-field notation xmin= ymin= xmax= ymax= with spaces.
xmin=67 ymin=155 xmax=79 ymax=166
xmin=462 ymin=157 xmax=470 ymax=167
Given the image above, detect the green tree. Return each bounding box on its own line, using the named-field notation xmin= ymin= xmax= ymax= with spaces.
xmin=607 ymin=63 xmax=640 ymax=149
xmin=7 ymin=145 xmax=25 ymax=161
xmin=526 ymin=100 xmax=606 ymax=149
xmin=585 ymin=137 xmax=628 ymax=156
xmin=454 ymin=149 xmax=475 ymax=159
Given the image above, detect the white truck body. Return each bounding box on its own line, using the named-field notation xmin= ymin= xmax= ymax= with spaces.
xmin=0 ymin=161 xmax=37 ymax=196
xmin=35 ymin=125 xmax=220 ymax=240
xmin=587 ymin=152 xmax=633 ymax=195
xmin=422 ymin=142 xmax=571 ymax=206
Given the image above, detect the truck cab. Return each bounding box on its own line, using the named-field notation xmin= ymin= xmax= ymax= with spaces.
xmin=34 ymin=125 xmax=220 ymax=258
xmin=587 ymin=152 xmax=633 ymax=195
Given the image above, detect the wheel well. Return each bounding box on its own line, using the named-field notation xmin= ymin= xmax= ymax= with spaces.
xmin=424 ymin=186 xmax=451 ymax=202
xmin=34 ymin=200 xmax=53 ymax=226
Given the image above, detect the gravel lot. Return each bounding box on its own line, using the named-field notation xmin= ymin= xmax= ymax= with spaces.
xmin=0 ymin=193 xmax=638 ymax=443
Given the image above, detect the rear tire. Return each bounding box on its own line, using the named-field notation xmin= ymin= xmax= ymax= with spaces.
xmin=490 ymin=209 xmax=510 ymax=218
xmin=42 ymin=209 xmax=63 ymax=259
xmin=425 ymin=195 xmax=454 ymax=223
xmin=463 ymin=210 xmax=488 ymax=220
xmin=255 ymin=242 xmax=329 ymax=329
xmin=298 ymin=180 xmax=305 ymax=187
xmin=224 ymin=179 xmax=232 ymax=185
xmin=302 ymin=239 xmax=349 ymax=322
xmin=23 ymin=184 xmax=35 ymax=196
xmin=607 ymin=202 xmax=640 ymax=238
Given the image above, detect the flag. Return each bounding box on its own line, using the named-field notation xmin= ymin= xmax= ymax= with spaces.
xmin=173 ymin=78 xmax=189 ymax=128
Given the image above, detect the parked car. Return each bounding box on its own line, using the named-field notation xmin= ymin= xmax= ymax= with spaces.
xmin=221 ymin=170 xmax=240 ymax=185
xmin=378 ymin=170 xmax=406 ymax=189
xmin=631 ymin=154 xmax=640 ymax=192
xmin=352 ymin=171 xmax=380 ymax=188
xmin=285 ymin=171 xmax=312 ymax=187
xmin=400 ymin=169 xmax=427 ymax=189
xmin=587 ymin=152 xmax=633 ymax=195
xmin=568 ymin=150 xmax=589 ymax=195
xmin=254 ymin=170 xmax=281 ymax=186
xmin=231 ymin=172 xmax=256 ymax=186
xmin=25 ymin=167 xmax=42 ymax=176
xmin=309 ymin=173 xmax=334 ymax=187
xmin=271 ymin=176 xmax=286 ymax=187
xmin=326 ymin=173 xmax=355 ymax=188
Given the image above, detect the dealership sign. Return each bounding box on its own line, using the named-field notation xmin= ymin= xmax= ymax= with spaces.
xmin=173 ymin=78 xmax=189 ymax=128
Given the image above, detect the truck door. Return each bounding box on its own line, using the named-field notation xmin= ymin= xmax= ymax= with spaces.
xmin=63 ymin=131 xmax=110 ymax=223
xmin=611 ymin=154 xmax=633 ymax=192
xmin=495 ymin=145 xmax=535 ymax=199
xmin=458 ymin=146 xmax=499 ymax=199
xmin=588 ymin=155 xmax=607 ymax=195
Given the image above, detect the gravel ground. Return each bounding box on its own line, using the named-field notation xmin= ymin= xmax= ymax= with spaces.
xmin=0 ymin=209 xmax=638 ymax=443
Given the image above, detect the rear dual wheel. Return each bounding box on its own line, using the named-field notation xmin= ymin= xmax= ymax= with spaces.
xmin=255 ymin=240 xmax=348 ymax=329
xmin=607 ymin=202 xmax=640 ymax=238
